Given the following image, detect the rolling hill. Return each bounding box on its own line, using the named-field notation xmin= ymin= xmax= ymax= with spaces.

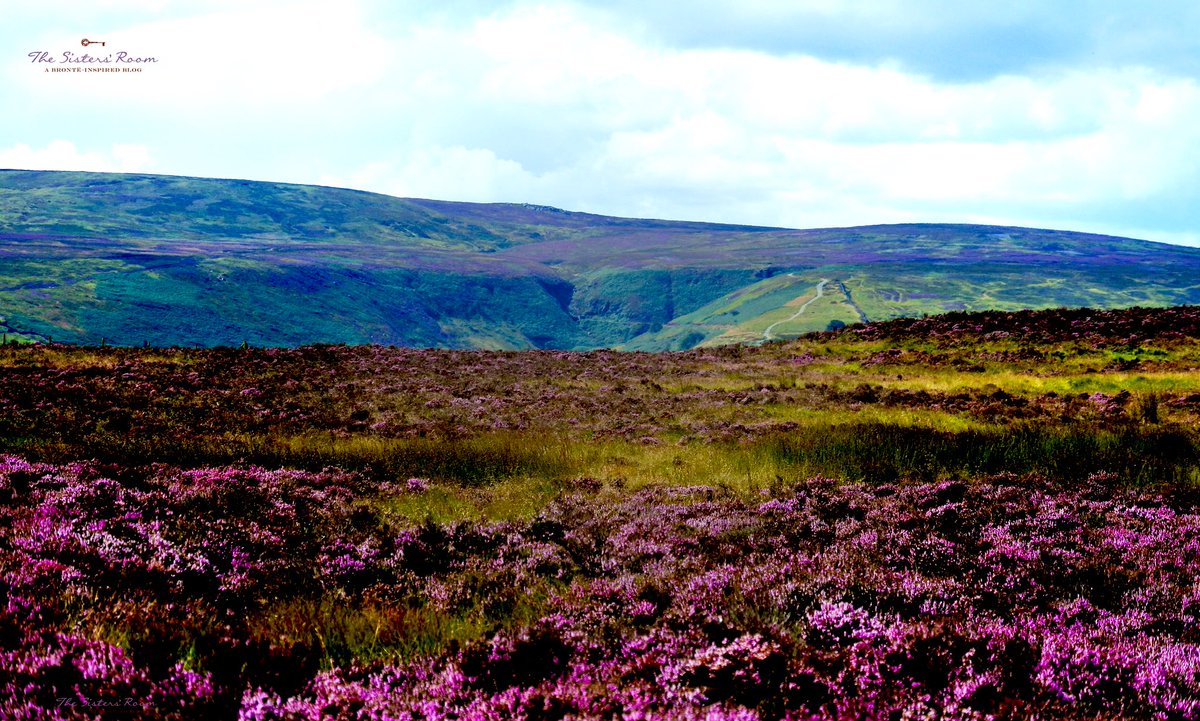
xmin=2 ymin=169 xmax=1199 ymax=350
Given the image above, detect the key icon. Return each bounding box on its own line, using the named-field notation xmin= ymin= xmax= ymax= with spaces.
xmin=81 ymin=39 xmax=106 ymax=47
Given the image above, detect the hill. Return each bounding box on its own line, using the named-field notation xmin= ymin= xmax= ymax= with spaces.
xmin=2 ymin=169 xmax=1200 ymax=349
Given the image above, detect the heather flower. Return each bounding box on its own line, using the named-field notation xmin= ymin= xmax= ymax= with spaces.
xmin=806 ymin=601 xmax=886 ymax=648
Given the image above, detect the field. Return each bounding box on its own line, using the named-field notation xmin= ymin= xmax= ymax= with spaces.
xmin=3 ymin=305 xmax=1200 ymax=719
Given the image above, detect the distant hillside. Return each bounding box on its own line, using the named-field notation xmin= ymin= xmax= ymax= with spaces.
xmin=2 ymin=169 xmax=1200 ymax=350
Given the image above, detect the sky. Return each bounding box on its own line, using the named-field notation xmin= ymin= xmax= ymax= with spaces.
xmin=2 ymin=0 xmax=1200 ymax=245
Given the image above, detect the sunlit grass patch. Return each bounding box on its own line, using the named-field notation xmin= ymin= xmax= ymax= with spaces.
xmin=0 ymin=345 xmax=119 ymax=369
xmin=249 ymin=599 xmax=491 ymax=670
xmin=760 ymin=404 xmax=990 ymax=433
xmin=564 ymin=440 xmax=780 ymax=496
xmin=373 ymin=475 xmax=565 ymax=525
xmin=374 ymin=484 xmax=483 ymax=525
xmin=261 ymin=433 xmax=578 ymax=485
xmin=874 ymin=369 xmax=1200 ymax=397
xmin=1055 ymin=372 xmax=1200 ymax=395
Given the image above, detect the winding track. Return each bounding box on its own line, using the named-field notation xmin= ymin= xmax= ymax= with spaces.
xmin=762 ymin=278 xmax=829 ymax=342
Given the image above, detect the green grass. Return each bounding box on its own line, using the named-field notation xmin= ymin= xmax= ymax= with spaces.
xmin=373 ymin=476 xmax=567 ymax=525
xmin=878 ymin=369 xmax=1200 ymax=397
xmin=760 ymin=405 xmax=989 ymax=433
xmin=3 ymin=431 xmax=581 ymax=486
xmin=248 ymin=599 xmax=493 ymax=670
xmin=760 ymin=421 xmax=1199 ymax=486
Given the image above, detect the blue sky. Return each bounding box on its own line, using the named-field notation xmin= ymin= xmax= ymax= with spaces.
xmin=3 ymin=0 xmax=1199 ymax=245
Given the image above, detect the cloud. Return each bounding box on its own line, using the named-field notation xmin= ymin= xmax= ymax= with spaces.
xmin=269 ymin=2 xmax=1200 ymax=245
xmin=408 ymin=6 xmax=1199 ymax=229
xmin=576 ymin=1 xmax=1200 ymax=82
xmin=319 ymin=146 xmax=539 ymax=202
xmin=5 ymin=0 xmax=1200 ymax=246
xmin=0 ymin=140 xmax=154 ymax=172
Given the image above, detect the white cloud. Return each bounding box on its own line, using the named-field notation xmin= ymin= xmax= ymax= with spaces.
xmin=407 ymin=4 xmax=1200 ymax=235
xmin=0 ymin=140 xmax=154 ymax=172
xmin=319 ymin=146 xmax=539 ymax=202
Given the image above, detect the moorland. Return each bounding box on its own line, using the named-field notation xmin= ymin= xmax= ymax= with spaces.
xmin=3 ymin=305 xmax=1200 ymax=719
xmin=5 ymin=170 xmax=1200 ymax=350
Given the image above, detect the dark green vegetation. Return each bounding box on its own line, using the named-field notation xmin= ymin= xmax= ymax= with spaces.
xmin=4 ymin=169 xmax=1200 ymax=350
xmin=5 ymin=306 xmax=1200 ymax=718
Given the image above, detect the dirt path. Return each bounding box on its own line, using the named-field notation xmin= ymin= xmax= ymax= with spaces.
xmin=762 ymin=278 xmax=829 ymax=342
